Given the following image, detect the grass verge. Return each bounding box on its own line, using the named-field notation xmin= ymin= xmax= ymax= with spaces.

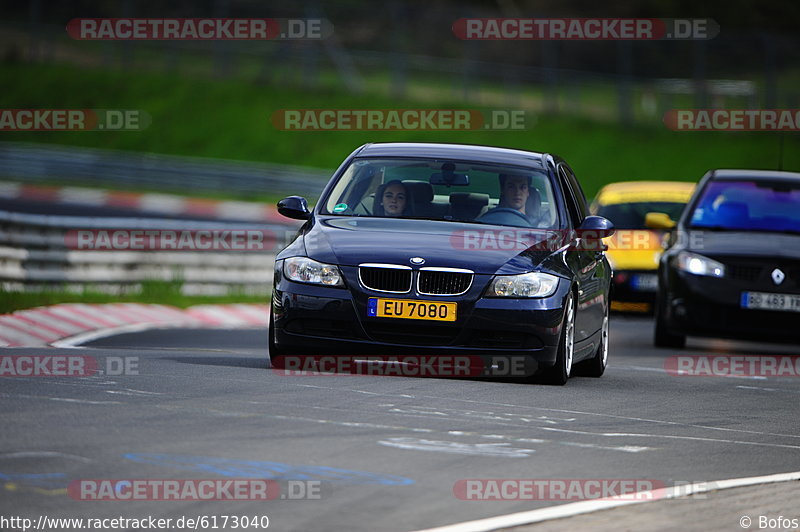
xmin=0 ymin=281 xmax=268 ymax=315
xmin=2 ymin=62 xmax=799 ymax=198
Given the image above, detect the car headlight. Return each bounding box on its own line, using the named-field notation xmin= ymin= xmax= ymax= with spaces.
xmin=283 ymin=257 xmax=344 ymax=287
xmin=488 ymin=272 xmax=559 ymax=298
xmin=673 ymin=251 xmax=725 ymax=278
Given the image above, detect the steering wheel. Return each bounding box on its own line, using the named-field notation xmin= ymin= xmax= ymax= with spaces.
xmin=476 ymin=207 xmax=534 ymax=227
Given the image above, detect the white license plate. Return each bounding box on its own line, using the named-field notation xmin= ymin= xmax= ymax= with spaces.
xmin=740 ymin=291 xmax=800 ymax=312
xmin=631 ymin=274 xmax=658 ymax=292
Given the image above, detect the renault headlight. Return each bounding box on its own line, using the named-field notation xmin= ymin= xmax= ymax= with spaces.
xmin=674 ymin=251 xmax=725 ymax=278
xmin=488 ymin=272 xmax=559 ymax=298
xmin=283 ymin=257 xmax=344 ymax=286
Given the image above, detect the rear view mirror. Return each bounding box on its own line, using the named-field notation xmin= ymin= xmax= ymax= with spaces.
xmin=645 ymin=212 xmax=676 ymax=230
xmin=430 ymin=172 xmax=469 ymax=186
xmin=430 ymin=162 xmax=468 ymax=186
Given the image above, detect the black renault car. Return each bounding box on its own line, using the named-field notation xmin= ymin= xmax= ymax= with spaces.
xmin=651 ymin=169 xmax=800 ymax=348
xmin=270 ymin=143 xmax=614 ymax=384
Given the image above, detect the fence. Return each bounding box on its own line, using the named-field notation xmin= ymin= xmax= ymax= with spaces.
xmin=0 ymin=142 xmax=330 ymax=199
xmin=0 ymin=208 xmax=295 ymax=296
xmin=8 ymin=3 xmax=799 ymax=125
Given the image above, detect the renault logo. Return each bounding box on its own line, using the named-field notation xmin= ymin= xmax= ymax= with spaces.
xmin=410 ymin=257 xmax=425 ymax=265
xmin=771 ymin=268 xmax=785 ymax=285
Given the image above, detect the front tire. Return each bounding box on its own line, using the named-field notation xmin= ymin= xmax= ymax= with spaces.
xmin=580 ymin=306 xmax=609 ymax=378
xmin=541 ymin=293 xmax=575 ymax=385
xmin=268 ymin=313 xmax=286 ymax=369
xmin=654 ymin=291 xmax=685 ymax=348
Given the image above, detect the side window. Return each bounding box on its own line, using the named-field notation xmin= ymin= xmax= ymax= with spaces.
xmin=561 ymin=165 xmax=589 ymax=221
xmin=558 ymin=166 xmax=582 ymax=228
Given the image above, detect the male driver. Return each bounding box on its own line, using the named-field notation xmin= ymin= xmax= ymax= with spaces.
xmin=499 ymin=174 xmax=531 ymax=213
xmin=502 ymin=173 xmax=543 ymax=223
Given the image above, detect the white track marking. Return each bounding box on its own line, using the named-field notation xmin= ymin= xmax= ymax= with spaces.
xmin=736 ymin=385 xmax=800 ymax=394
xmin=0 ymin=451 xmax=91 ymax=462
xmin=263 ymin=413 xmax=435 ymax=433
xmin=538 ymin=426 xmax=800 ymax=450
xmin=247 ymin=404 xmax=650 ymax=453
xmin=0 ymin=392 xmax=121 ymax=405
xmin=286 ymin=383 xmax=800 ymax=440
xmin=378 ymin=438 xmax=535 ymax=458
xmin=292 ymin=384 xmax=417 ymax=398
xmin=616 ymin=364 xmax=768 ymax=380
xmin=411 ymin=470 xmax=800 ymax=532
xmin=106 ymin=389 xmax=163 ymax=396
xmin=557 ymin=441 xmax=650 ymax=453
xmin=51 ymin=322 xmax=184 ymax=347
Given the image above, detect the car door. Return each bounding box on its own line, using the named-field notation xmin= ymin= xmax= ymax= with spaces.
xmin=558 ymin=164 xmax=606 ymax=347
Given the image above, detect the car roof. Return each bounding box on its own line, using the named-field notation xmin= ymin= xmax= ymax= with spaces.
xmin=355 ymin=143 xmax=546 ymax=169
xmin=595 ymin=181 xmax=696 ymax=205
xmin=709 ymin=169 xmax=800 ymax=182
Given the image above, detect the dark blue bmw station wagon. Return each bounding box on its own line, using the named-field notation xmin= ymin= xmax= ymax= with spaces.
xmin=270 ymin=143 xmax=614 ymax=384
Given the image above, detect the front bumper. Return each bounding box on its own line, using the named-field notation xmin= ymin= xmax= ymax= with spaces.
xmin=271 ymin=273 xmax=569 ymax=371
xmin=663 ymin=271 xmax=800 ymax=343
xmin=611 ymin=269 xmax=658 ymax=309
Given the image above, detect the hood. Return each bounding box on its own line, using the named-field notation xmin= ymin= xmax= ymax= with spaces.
xmin=686 ymin=230 xmax=800 ymax=260
xmin=305 ymin=217 xmax=559 ymax=275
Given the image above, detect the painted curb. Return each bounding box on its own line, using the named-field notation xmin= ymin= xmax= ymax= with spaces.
xmin=0 ymin=303 xmax=269 ymax=347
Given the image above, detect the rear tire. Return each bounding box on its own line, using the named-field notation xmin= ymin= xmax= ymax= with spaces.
xmin=654 ymin=291 xmax=685 ymax=348
xmin=541 ymin=293 xmax=575 ymax=385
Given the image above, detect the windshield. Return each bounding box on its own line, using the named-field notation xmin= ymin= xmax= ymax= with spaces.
xmin=689 ymin=179 xmax=800 ymax=233
xmin=596 ymin=201 xmax=686 ymax=230
xmin=321 ymin=157 xmax=559 ymax=228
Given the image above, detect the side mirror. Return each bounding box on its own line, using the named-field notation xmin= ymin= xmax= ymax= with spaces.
xmin=277 ymin=196 xmax=311 ymax=220
xmin=578 ymin=216 xmax=615 ymax=238
xmin=645 ymin=212 xmax=676 ymax=230
xmin=576 ymin=216 xmax=615 ymax=251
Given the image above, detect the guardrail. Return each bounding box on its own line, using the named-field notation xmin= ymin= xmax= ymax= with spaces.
xmin=0 ymin=142 xmax=331 ymax=199
xmin=0 ymin=209 xmax=296 ymax=296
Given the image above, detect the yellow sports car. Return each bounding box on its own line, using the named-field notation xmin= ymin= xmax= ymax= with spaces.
xmin=590 ymin=181 xmax=695 ymax=312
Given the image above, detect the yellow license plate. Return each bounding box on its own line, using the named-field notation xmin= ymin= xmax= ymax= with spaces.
xmin=367 ymin=298 xmax=456 ymax=321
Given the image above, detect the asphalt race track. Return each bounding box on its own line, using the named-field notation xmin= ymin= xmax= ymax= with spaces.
xmin=1 ymin=316 xmax=799 ymax=531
